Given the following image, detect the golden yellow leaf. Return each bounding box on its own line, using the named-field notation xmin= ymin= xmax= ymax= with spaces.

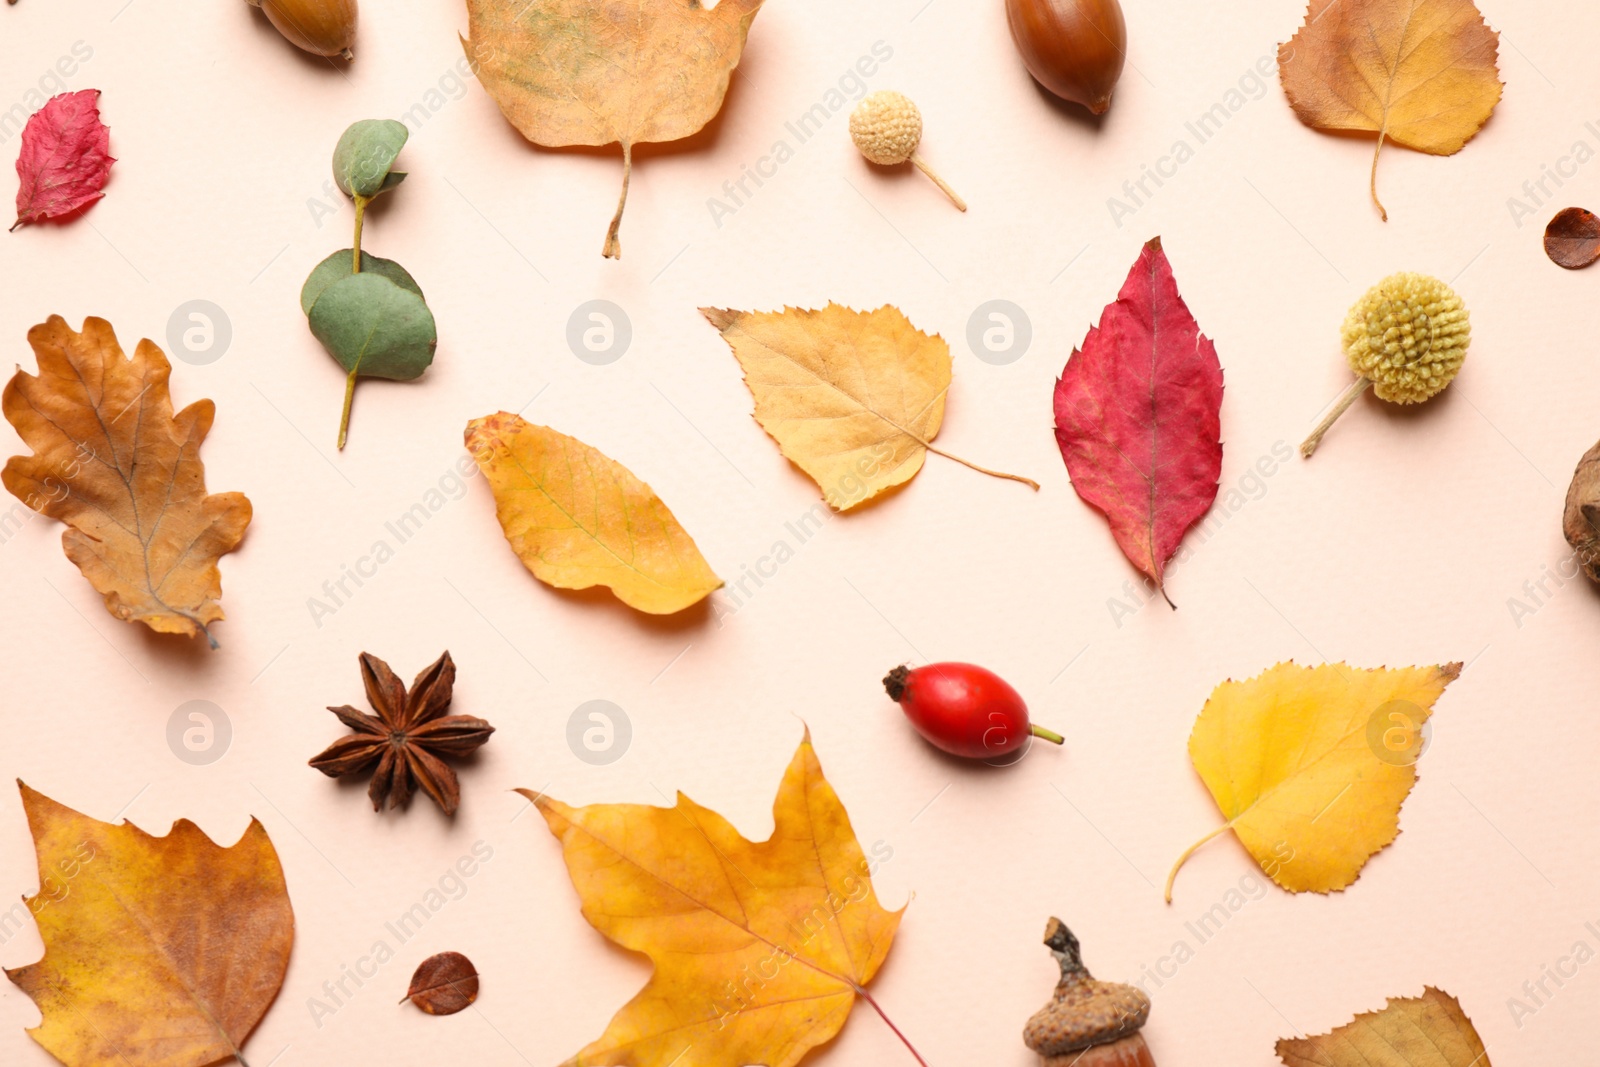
xmin=6 ymin=783 xmax=294 ymax=1067
xmin=702 ymin=304 xmax=1036 ymax=511
xmin=2 ymin=316 xmax=252 ymax=647
xmin=465 ymin=412 xmax=722 ymax=615
xmin=525 ymin=732 xmax=908 ymax=1067
xmin=1277 ymin=987 xmax=1491 ymax=1067
xmin=462 ymin=0 xmax=764 ymax=258
xmin=1278 ymin=0 xmax=1502 ymax=220
xmin=1165 ymin=660 xmax=1461 ymax=902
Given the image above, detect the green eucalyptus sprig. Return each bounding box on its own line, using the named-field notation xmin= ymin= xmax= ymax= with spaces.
xmin=301 ymin=119 xmax=437 ymax=450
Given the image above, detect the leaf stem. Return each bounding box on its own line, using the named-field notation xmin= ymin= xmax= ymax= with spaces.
xmin=923 ymin=444 xmax=1038 ymax=490
xmin=337 ymin=367 xmax=358 ymax=450
xmin=910 ymin=154 xmax=966 ymax=212
xmin=1369 ymin=124 xmax=1389 ymax=222
xmin=351 ymin=194 xmax=369 ymax=274
xmin=853 ymin=985 xmax=929 ymax=1067
xmin=1163 ymin=822 xmax=1233 ymax=903
xmin=603 ymin=141 xmax=631 ymax=259
xmin=1300 ymin=376 xmax=1372 ymax=459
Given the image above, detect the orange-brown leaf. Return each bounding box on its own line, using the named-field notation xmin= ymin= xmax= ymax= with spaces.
xmin=2 ymin=316 xmax=252 ymax=645
xmin=525 ymin=732 xmax=904 ymax=1067
xmin=1277 ymin=987 xmax=1490 ymax=1067
xmin=6 ymin=783 xmax=294 ymax=1067
xmin=1278 ymin=0 xmax=1502 ymax=219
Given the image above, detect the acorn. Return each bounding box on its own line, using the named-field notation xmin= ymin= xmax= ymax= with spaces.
xmin=849 ymin=91 xmax=967 ymax=212
xmin=247 ymin=0 xmax=357 ymax=60
xmin=1299 ymin=272 xmax=1471 ymax=458
xmin=1006 ymin=0 xmax=1127 ymax=115
xmin=1024 ymin=919 xmax=1155 ymax=1067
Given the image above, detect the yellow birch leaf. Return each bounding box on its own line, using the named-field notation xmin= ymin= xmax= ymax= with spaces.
xmin=701 ymin=304 xmax=1036 ymax=511
xmin=465 ymin=412 xmax=722 ymax=615
xmin=2 ymin=316 xmax=253 ymax=647
xmin=1166 ymin=660 xmax=1461 ymax=902
xmin=6 ymin=783 xmax=294 ymax=1067
xmin=461 ymin=0 xmax=764 ymax=258
xmin=1278 ymin=0 xmax=1502 ymax=220
xmin=525 ymin=731 xmax=910 ymax=1067
xmin=1277 ymin=987 xmax=1491 ymax=1067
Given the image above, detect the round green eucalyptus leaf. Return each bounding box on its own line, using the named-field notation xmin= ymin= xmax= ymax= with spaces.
xmin=308 ymin=272 xmax=437 ymax=382
xmin=333 ymin=119 xmax=410 ymax=198
xmin=300 ymin=250 xmax=424 ymax=316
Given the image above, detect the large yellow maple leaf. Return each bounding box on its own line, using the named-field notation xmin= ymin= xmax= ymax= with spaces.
xmin=525 ymin=732 xmax=907 ymax=1067
xmin=6 ymin=783 xmax=294 ymax=1067
xmin=1166 ymin=660 xmax=1460 ymax=901
xmin=1278 ymin=0 xmax=1502 ymax=220
xmin=2 ymin=316 xmax=252 ymax=647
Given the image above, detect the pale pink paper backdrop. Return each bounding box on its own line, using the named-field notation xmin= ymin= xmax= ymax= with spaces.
xmin=1 ymin=1 xmax=1597 ymax=1064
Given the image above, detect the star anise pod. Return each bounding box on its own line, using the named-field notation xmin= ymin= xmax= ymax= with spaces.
xmin=309 ymin=651 xmax=493 ymax=815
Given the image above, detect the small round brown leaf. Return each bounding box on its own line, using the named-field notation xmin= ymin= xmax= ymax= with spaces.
xmin=1544 ymin=207 xmax=1600 ymax=269
xmin=403 ymin=951 xmax=479 ymax=1015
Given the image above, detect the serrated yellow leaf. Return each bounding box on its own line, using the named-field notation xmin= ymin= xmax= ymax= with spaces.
xmin=465 ymin=412 xmax=722 ymax=615
xmin=5 ymin=783 xmax=294 ymax=1067
xmin=1277 ymin=986 xmax=1490 ymax=1067
xmin=526 ymin=732 xmax=905 ymax=1067
xmin=701 ymin=303 xmax=1036 ymax=511
xmin=1166 ymin=660 xmax=1461 ymax=901
xmin=1278 ymin=0 xmax=1502 ymax=220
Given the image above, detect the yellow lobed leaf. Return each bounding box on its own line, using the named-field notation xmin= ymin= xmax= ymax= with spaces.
xmin=1278 ymin=0 xmax=1502 ymax=219
xmin=465 ymin=412 xmax=722 ymax=615
xmin=461 ymin=0 xmax=764 ymax=257
xmin=526 ymin=732 xmax=904 ymax=1067
xmin=2 ymin=317 xmax=252 ymax=646
xmin=703 ymin=304 xmax=1035 ymax=511
xmin=1277 ymin=986 xmax=1491 ymax=1067
xmin=6 ymin=783 xmax=294 ymax=1067
xmin=1166 ymin=661 xmax=1461 ymax=901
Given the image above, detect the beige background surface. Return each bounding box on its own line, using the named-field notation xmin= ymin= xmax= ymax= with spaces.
xmin=2 ymin=0 xmax=1598 ymax=1063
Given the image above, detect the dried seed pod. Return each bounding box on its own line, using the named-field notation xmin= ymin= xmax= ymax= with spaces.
xmin=1545 ymin=207 xmax=1600 ymax=269
xmin=1006 ymin=0 xmax=1127 ymax=115
xmin=849 ymin=91 xmax=967 ymax=212
xmin=1024 ymin=919 xmax=1155 ymax=1067
xmin=1563 ymin=438 xmax=1600 ymax=583
xmin=1300 ymin=272 xmax=1470 ymax=458
xmin=247 ymin=0 xmax=357 ymax=60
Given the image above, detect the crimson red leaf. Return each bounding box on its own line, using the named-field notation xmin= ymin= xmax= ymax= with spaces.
xmin=1052 ymin=237 xmax=1223 ymax=603
xmin=12 ymin=90 xmax=113 ymax=231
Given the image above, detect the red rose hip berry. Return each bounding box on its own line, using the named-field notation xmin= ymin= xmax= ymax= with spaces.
xmin=883 ymin=662 xmax=1063 ymax=760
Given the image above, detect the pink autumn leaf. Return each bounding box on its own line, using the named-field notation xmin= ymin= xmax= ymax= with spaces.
xmin=1052 ymin=237 xmax=1224 ymax=605
xmin=12 ymin=90 xmax=114 ymax=232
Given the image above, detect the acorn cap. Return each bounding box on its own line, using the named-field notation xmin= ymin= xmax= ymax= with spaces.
xmin=1341 ymin=271 xmax=1469 ymax=404
xmin=1024 ymin=919 xmax=1150 ymax=1055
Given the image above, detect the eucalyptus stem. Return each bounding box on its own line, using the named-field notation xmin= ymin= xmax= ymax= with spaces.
xmin=337 ymin=368 xmax=357 ymax=450
xmin=351 ymin=194 xmax=369 ymax=274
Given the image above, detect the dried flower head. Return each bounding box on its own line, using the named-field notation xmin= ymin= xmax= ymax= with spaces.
xmin=848 ymin=90 xmax=966 ymax=211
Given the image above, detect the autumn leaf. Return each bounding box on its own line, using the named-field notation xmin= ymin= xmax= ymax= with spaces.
xmin=6 ymin=783 xmax=294 ymax=1067
xmin=1165 ymin=660 xmax=1461 ymax=902
xmin=2 ymin=316 xmax=252 ymax=646
xmin=12 ymin=90 xmax=113 ymax=231
xmin=1277 ymin=987 xmax=1491 ymax=1067
xmin=1279 ymin=0 xmax=1502 ymax=220
xmin=1053 ymin=238 xmax=1222 ymax=604
xmin=462 ymin=0 xmax=764 ymax=258
xmin=526 ymin=731 xmax=916 ymax=1067
xmin=466 ymin=412 xmax=722 ymax=614
xmin=703 ymin=304 xmax=1037 ymax=511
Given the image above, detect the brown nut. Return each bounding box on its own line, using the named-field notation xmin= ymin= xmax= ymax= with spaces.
xmin=248 ymin=0 xmax=358 ymax=60
xmin=1024 ymin=918 xmax=1155 ymax=1067
xmin=1004 ymin=0 xmax=1127 ymax=115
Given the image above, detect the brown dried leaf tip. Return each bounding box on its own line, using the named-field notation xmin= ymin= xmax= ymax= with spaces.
xmin=1024 ymin=919 xmax=1155 ymax=1067
xmin=309 ymin=651 xmax=493 ymax=815
xmin=403 ymin=951 xmax=480 ymax=1015
xmin=1545 ymin=207 xmax=1600 ymax=269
